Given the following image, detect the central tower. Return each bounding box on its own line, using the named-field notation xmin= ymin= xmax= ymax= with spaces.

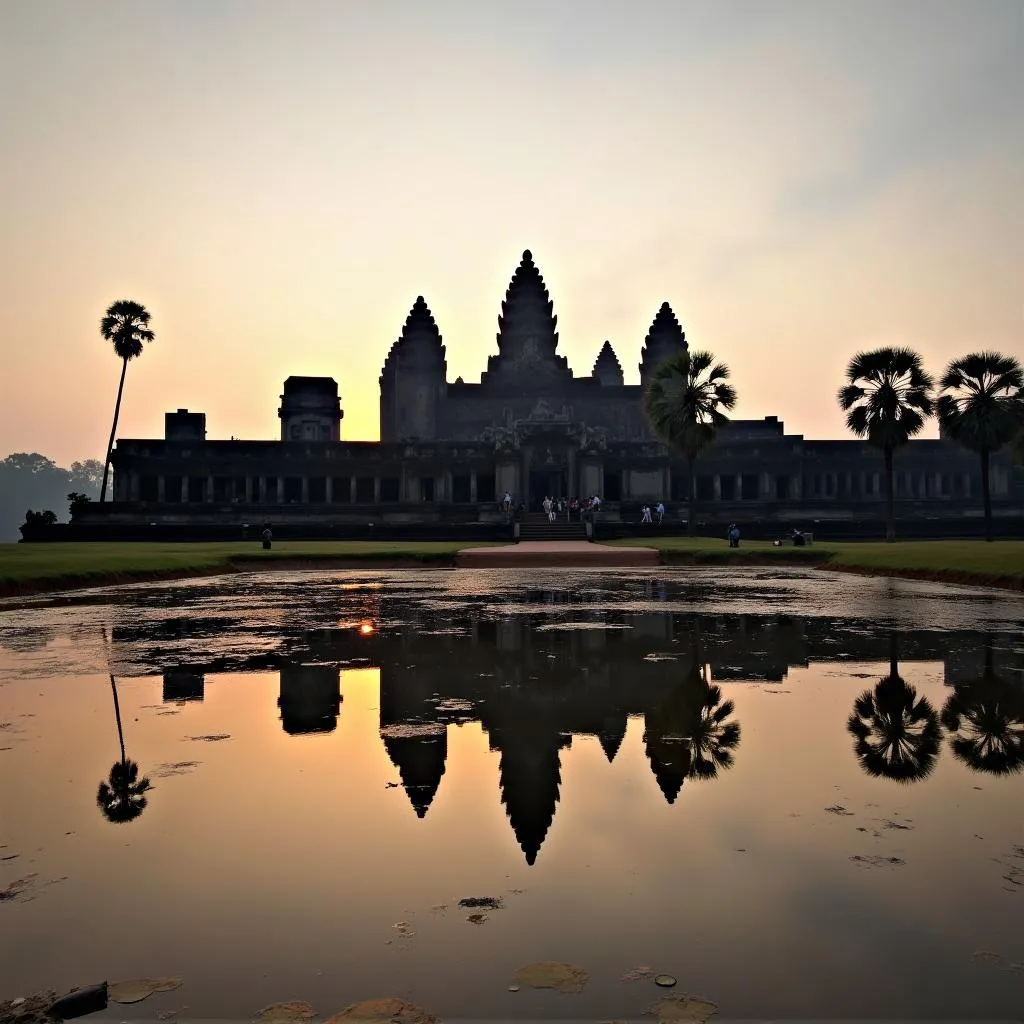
xmin=480 ymin=250 xmax=571 ymax=388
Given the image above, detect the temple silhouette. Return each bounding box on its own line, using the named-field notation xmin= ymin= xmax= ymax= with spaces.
xmin=91 ymin=248 xmax=1022 ymax=531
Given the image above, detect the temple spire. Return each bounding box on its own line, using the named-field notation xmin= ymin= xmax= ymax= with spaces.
xmin=592 ymin=340 xmax=624 ymax=387
xmin=638 ymin=301 xmax=688 ymax=384
xmin=481 ymin=250 xmax=570 ymax=385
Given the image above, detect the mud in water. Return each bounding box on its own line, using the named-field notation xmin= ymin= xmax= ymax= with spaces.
xmin=0 ymin=567 xmax=1022 ymax=1020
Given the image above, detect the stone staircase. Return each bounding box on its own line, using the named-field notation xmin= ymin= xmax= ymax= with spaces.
xmin=517 ymin=511 xmax=588 ymax=542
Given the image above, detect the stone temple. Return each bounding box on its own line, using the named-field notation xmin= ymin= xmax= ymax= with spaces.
xmin=104 ymin=249 xmax=1022 ymax=531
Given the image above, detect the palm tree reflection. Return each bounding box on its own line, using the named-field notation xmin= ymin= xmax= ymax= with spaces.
xmin=644 ymin=639 xmax=741 ymax=803
xmin=847 ymin=634 xmax=940 ymax=783
xmin=941 ymin=639 xmax=1024 ymax=776
xmin=97 ymin=672 xmax=152 ymax=823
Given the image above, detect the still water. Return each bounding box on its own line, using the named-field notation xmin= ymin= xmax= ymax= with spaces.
xmin=1 ymin=567 xmax=1023 ymax=1021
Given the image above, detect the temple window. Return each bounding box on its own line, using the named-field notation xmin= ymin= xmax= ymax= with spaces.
xmin=775 ymin=475 xmax=790 ymax=500
xmin=187 ymin=476 xmax=206 ymax=503
xmin=720 ymin=476 xmax=736 ymax=501
xmin=452 ymin=474 xmax=472 ymax=503
xmin=290 ymin=425 xmax=301 ymax=440
xmin=165 ymin=475 xmax=182 ymax=502
xmin=140 ymin=475 xmax=159 ymax=502
xmin=355 ymin=476 xmax=375 ymax=502
xmin=284 ymin=477 xmax=302 ymax=502
xmin=421 ymin=477 xmax=435 ymax=502
xmin=309 ymin=477 xmax=327 ymax=503
xmin=331 ymin=476 xmax=351 ymax=503
xmin=477 ymin=473 xmax=496 ymax=503
xmin=213 ymin=476 xmax=232 ymax=502
xmin=741 ymin=474 xmax=759 ymax=500
xmin=380 ymin=477 xmax=400 ymax=502
xmin=603 ymin=469 xmax=622 ymax=501
xmin=696 ymin=476 xmax=714 ymax=501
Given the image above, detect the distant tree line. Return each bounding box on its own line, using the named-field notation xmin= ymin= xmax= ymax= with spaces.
xmin=0 ymin=453 xmax=103 ymax=542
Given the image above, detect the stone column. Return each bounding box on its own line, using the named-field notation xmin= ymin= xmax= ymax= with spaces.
xmin=301 ymin=477 xmax=310 ymax=504
xmin=128 ymin=473 xmax=140 ymax=501
xmin=350 ymin=477 xmax=357 ymax=502
xmin=713 ymin=475 xmax=721 ymax=501
xmin=245 ymin=477 xmax=254 ymax=502
xmin=276 ymin=476 xmax=285 ymax=503
xmin=206 ymin=473 xmax=215 ymax=502
xmin=373 ymin=477 xmax=381 ymax=503
xmin=761 ymin=472 xmax=772 ymax=500
xmin=470 ymin=471 xmax=478 ymax=502
xmin=325 ymin=477 xmax=333 ymax=503
xmin=735 ymin=473 xmax=743 ymax=501
xmin=182 ymin=477 xmax=189 ymax=503
xmin=157 ymin=475 xmax=166 ymax=502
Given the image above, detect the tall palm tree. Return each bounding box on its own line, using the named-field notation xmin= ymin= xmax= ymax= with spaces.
xmin=837 ymin=348 xmax=933 ymax=541
xmin=97 ymin=672 xmax=152 ymax=824
xmin=940 ymin=638 xmax=1024 ymax=777
xmin=847 ymin=633 xmax=941 ymax=783
xmin=643 ymin=350 xmax=737 ymax=535
xmin=99 ymin=300 xmax=155 ymax=502
xmin=936 ymin=352 xmax=1023 ymax=542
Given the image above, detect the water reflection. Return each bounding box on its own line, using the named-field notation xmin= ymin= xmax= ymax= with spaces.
xmin=97 ymin=673 xmax=152 ymax=823
xmin=941 ymin=636 xmax=1024 ymax=776
xmin=846 ymin=634 xmax=942 ymax=783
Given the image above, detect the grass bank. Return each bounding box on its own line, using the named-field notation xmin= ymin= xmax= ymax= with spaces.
xmin=608 ymin=537 xmax=1024 ymax=590
xmin=0 ymin=540 xmax=502 ymax=597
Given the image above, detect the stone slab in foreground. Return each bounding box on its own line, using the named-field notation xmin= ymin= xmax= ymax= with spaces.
xmin=456 ymin=540 xmax=659 ymax=568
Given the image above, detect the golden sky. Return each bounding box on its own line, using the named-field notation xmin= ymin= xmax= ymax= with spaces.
xmin=1 ymin=0 xmax=1021 ymax=465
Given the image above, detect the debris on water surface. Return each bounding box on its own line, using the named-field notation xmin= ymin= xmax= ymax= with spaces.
xmin=513 ymin=962 xmax=589 ymax=994
xmin=254 ymin=1001 xmax=316 ymax=1024
xmin=0 ymin=874 xmax=67 ymax=903
xmin=824 ymin=805 xmax=854 ymax=816
xmin=379 ymin=723 xmax=445 ymax=739
xmin=392 ymin=921 xmax=415 ymax=939
xmin=458 ymin=896 xmax=503 ymax=910
xmin=849 ymin=855 xmax=906 ymax=867
xmin=150 ymin=761 xmax=201 ymax=778
xmin=466 ymin=913 xmax=487 ymax=924
xmin=971 ymin=950 xmax=1024 ymax=972
xmin=507 ymin=985 xmax=520 ymax=992
xmin=324 ymin=997 xmax=438 ymax=1023
xmin=0 ymin=990 xmax=56 ymax=1024
xmin=157 ymin=1008 xmax=188 ymax=1021
xmin=109 ymin=978 xmax=184 ymax=1004
xmin=185 ymin=734 xmax=230 ymax=743
xmin=655 ymin=975 xmax=677 ymax=987
xmin=647 ymin=995 xmax=718 ymax=1022
xmin=622 ymin=966 xmax=653 ymax=981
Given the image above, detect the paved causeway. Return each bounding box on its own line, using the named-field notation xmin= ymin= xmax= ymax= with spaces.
xmin=455 ymin=540 xmax=660 ymax=568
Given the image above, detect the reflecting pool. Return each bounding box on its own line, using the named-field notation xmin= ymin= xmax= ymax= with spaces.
xmin=1 ymin=567 xmax=1023 ymax=1021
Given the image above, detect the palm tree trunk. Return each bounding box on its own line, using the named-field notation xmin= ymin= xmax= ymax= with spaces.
xmin=687 ymin=456 xmax=696 ymax=538
xmin=100 ymin=357 xmax=129 ymax=503
xmin=110 ymin=674 xmax=126 ymax=764
xmin=883 ymin=447 xmax=895 ymax=542
xmin=980 ymin=447 xmax=992 ymax=542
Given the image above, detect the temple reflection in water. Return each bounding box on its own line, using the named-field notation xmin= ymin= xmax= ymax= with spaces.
xmin=139 ymin=591 xmax=1024 ymax=865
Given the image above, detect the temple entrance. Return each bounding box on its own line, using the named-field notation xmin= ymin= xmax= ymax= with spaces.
xmin=529 ymin=470 xmax=567 ymax=509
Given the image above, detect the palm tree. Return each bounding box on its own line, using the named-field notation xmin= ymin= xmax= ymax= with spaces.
xmin=847 ymin=634 xmax=941 ymax=783
xmin=643 ymin=634 xmax=741 ymax=802
xmin=99 ymin=300 xmax=155 ymax=502
xmin=941 ymin=638 xmax=1024 ymax=776
xmin=643 ymin=350 xmax=737 ymax=535
xmin=97 ymin=672 xmax=152 ymax=824
xmin=936 ymin=352 xmax=1023 ymax=542
xmin=837 ymin=348 xmax=933 ymax=541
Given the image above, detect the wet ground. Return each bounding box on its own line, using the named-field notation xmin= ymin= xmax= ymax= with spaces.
xmin=1 ymin=566 xmax=1023 ymax=1021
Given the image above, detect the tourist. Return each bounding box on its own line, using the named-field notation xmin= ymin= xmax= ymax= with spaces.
xmin=642 ymin=505 xmax=652 ymax=523
xmin=656 ymin=501 xmax=665 ymax=524
xmin=792 ymin=528 xmax=806 ymax=547
xmin=503 ymin=491 xmax=512 ymax=514
xmin=592 ymin=494 xmax=602 ymax=513
xmin=262 ymin=523 xmax=273 ymax=550
xmin=728 ymin=523 xmax=740 ymax=548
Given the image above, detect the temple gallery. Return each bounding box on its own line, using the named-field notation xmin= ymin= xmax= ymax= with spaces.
xmin=104 ymin=250 xmax=1022 ymax=527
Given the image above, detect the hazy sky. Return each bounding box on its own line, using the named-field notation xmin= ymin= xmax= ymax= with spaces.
xmin=1 ymin=0 xmax=1021 ymax=465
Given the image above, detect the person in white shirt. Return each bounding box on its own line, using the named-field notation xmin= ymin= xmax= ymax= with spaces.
xmin=656 ymin=501 xmax=665 ymax=523
xmin=642 ymin=505 xmax=652 ymax=523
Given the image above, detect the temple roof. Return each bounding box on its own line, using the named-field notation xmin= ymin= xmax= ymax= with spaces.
xmin=482 ymin=250 xmax=570 ymax=385
xmin=638 ymin=301 xmax=688 ymax=383
xmin=592 ymin=340 xmax=624 ymax=387
xmin=380 ymin=295 xmax=447 ymax=379
xmin=383 ymin=731 xmax=448 ymax=819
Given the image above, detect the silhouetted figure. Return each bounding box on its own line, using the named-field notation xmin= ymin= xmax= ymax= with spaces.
xmin=847 ymin=634 xmax=941 ymax=783
xmin=728 ymin=523 xmax=740 ymax=547
xmin=792 ymin=528 xmax=806 ymax=547
xmin=941 ymin=638 xmax=1024 ymax=776
xmin=262 ymin=523 xmax=273 ymax=550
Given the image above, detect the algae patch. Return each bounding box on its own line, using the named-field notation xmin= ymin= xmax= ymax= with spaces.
xmin=254 ymin=1001 xmax=316 ymax=1024
xmin=109 ymin=977 xmax=184 ymax=1004
xmin=513 ymin=961 xmax=589 ymax=994
xmin=647 ymin=995 xmax=718 ymax=1022
xmin=325 ymin=997 xmax=437 ymax=1023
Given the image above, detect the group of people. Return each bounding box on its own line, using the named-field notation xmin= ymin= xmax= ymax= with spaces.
xmin=541 ymin=494 xmax=602 ymax=522
xmin=640 ymin=502 xmax=666 ymax=523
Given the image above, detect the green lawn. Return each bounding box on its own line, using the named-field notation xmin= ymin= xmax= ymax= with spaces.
xmin=0 ymin=540 xmax=501 ymax=589
xmin=608 ymin=536 xmax=1024 ymax=580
